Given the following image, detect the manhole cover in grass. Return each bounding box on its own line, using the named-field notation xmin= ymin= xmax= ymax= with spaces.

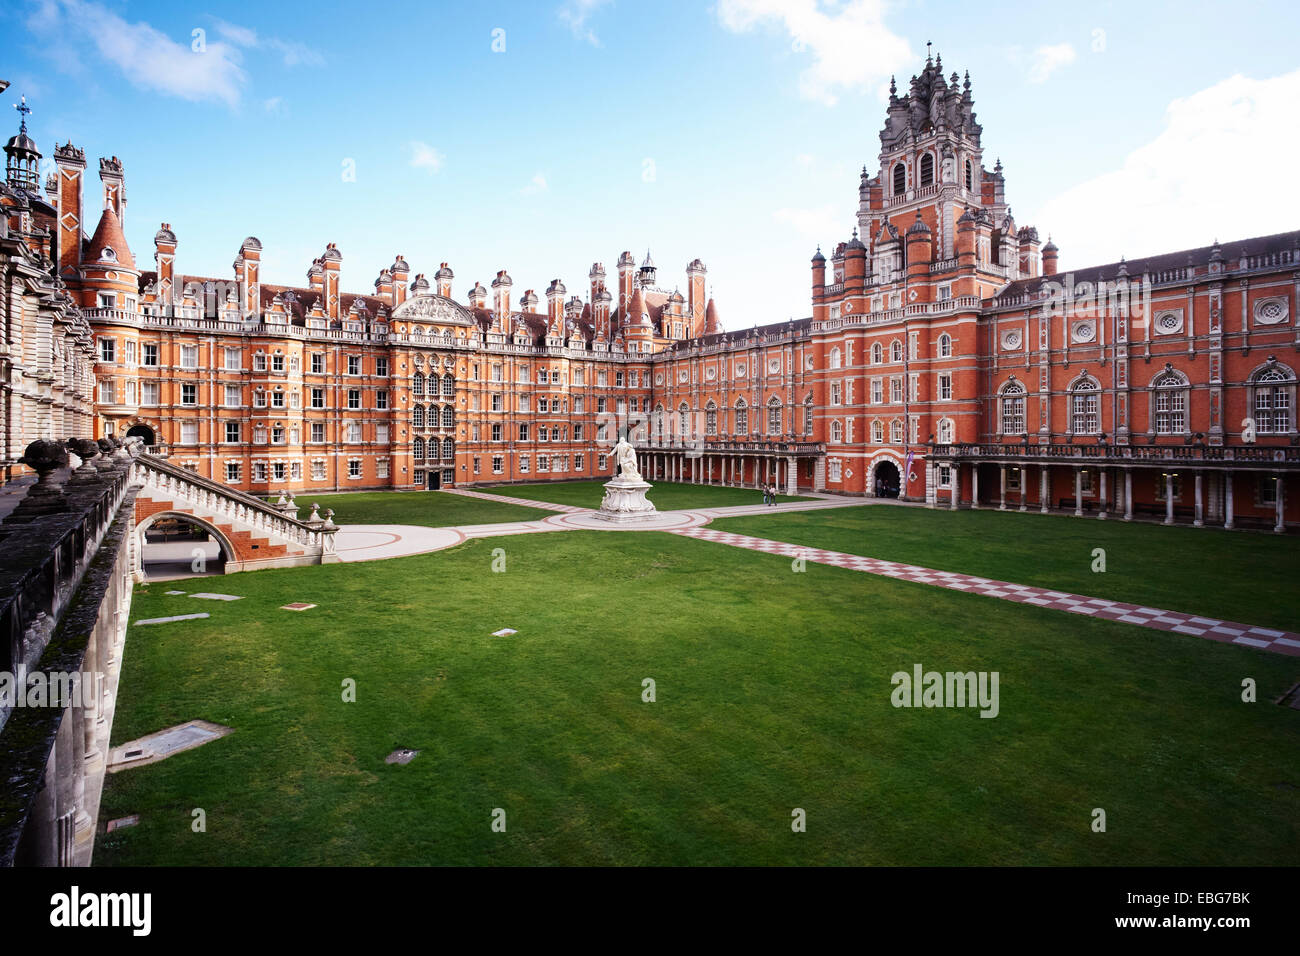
xmin=386 ymin=748 xmax=419 ymax=765
xmin=281 ymin=603 xmax=317 ymax=612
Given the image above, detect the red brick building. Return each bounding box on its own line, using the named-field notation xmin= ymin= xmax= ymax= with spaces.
xmin=5 ymin=56 xmax=1297 ymax=529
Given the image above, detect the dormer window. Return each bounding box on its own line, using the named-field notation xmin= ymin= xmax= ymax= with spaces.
xmin=101 ymin=246 xmax=116 ymax=262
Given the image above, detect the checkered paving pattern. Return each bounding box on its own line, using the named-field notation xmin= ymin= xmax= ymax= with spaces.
xmin=440 ymin=488 xmax=591 ymax=514
xmin=672 ymin=527 xmax=1300 ymax=658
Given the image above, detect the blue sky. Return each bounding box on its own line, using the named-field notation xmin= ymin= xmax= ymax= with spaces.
xmin=6 ymin=0 xmax=1300 ymax=327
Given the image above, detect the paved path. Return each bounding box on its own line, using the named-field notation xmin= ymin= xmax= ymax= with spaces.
xmin=328 ymin=493 xmax=1298 ymax=658
xmin=671 ymin=526 xmax=1300 ymax=658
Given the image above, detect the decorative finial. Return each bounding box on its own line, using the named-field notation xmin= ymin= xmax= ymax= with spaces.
xmin=926 ymin=41 xmax=932 ymax=64
xmin=889 ymin=75 xmax=897 ymax=96
xmin=14 ymin=95 xmax=31 ymax=133
xmin=935 ymin=52 xmax=942 ymax=71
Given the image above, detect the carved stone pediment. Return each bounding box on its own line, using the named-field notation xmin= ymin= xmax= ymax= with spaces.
xmin=391 ymin=294 xmax=474 ymax=326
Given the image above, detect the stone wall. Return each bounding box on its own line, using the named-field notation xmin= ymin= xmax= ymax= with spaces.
xmin=0 ymin=444 xmax=137 ymax=866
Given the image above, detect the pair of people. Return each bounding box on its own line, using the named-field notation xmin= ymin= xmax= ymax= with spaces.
xmin=761 ymin=482 xmax=779 ymax=506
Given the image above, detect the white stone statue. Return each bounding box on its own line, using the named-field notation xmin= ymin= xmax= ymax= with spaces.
xmin=613 ymin=435 xmax=641 ymax=482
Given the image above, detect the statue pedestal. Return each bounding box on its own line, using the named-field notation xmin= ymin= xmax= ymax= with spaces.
xmin=593 ymin=476 xmax=657 ymax=523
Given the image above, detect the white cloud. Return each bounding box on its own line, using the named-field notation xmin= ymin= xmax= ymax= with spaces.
xmin=30 ymin=0 xmax=247 ymax=107
xmin=558 ymin=0 xmax=612 ymax=46
xmin=522 ymin=172 xmax=549 ymax=195
xmin=1027 ymin=43 xmax=1076 ymax=84
xmin=263 ymin=96 xmax=285 ymax=114
xmin=212 ymin=18 xmax=325 ymax=67
xmin=795 ymin=153 xmax=815 ymax=168
xmin=717 ymin=0 xmax=912 ymax=106
xmin=774 ymin=204 xmax=841 ymax=240
xmin=409 ymin=141 xmax=445 ymax=173
xmin=1034 ymin=70 xmax=1300 ymax=269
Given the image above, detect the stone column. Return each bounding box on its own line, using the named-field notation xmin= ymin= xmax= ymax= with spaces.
xmin=1275 ymin=474 xmax=1285 ymax=533
xmin=1224 ymin=471 xmax=1234 ymax=529
xmin=786 ymin=456 xmax=797 ymax=495
xmin=1164 ymin=473 xmax=1175 ymax=525
xmin=1098 ymin=468 xmax=1108 ymax=519
xmin=1194 ymin=472 xmax=1204 ymax=527
xmin=971 ymin=465 xmax=980 ymax=509
xmin=1019 ymin=468 xmax=1027 ymax=512
xmin=1040 ymin=465 xmax=1049 ymax=514
xmin=999 ymin=465 xmax=1007 ymax=510
xmin=1074 ymin=468 xmax=1083 ymax=517
xmin=1124 ymin=468 xmax=1133 ymax=521
xmin=950 ymin=463 xmax=959 ymax=511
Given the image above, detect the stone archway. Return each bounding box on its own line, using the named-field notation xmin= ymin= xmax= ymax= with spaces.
xmin=869 ymin=454 xmax=904 ymax=498
xmin=125 ymin=423 xmax=156 ymax=446
xmin=133 ymin=511 xmax=234 ymax=581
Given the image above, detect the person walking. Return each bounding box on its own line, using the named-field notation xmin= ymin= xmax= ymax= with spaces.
xmin=761 ymin=483 xmax=770 ymax=506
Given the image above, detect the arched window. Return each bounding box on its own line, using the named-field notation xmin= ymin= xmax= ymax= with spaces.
xmin=678 ymin=402 xmax=690 ymax=438
xmin=938 ymin=333 xmax=952 ymax=358
xmin=890 ymin=419 xmax=904 ymax=443
xmin=937 ymin=418 xmax=954 ymax=443
xmin=412 ymin=372 xmax=425 ymax=396
xmin=412 ymin=404 xmax=425 ymax=428
xmin=767 ymin=397 xmax=782 ymax=435
xmin=442 ymin=405 xmax=454 ymax=428
xmin=920 ymin=153 xmax=934 ymax=187
xmin=442 ymin=373 xmax=454 ymax=398
xmin=804 ymin=394 xmax=814 ymax=434
xmin=705 ymin=401 xmax=718 ymax=436
xmin=829 ymin=347 xmax=842 ymax=369
xmin=1152 ymin=369 xmax=1189 ymax=435
xmin=892 ymin=162 xmax=906 ymax=196
xmin=871 ymin=420 xmax=884 ymax=443
xmin=830 ymin=420 xmax=843 ymax=442
xmin=1000 ymin=380 xmax=1026 ymax=435
xmin=871 ymin=342 xmax=883 ymax=364
xmin=1251 ymin=364 xmax=1295 ymax=434
xmin=442 ymin=438 xmax=454 ymax=459
xmin=890 ymin=340 xmax=903 ymax=362
xmin=413 ymin=437 xmax=425 ymax=460
xmin=964 ymin=159 xmax=973 ymax=191
xmin=1070 ymin=379 xmax=1100 ymax=434
xmin=734 ymin=400 xmax=747 ymax=435
xmin=655 ymin=404 xmax=666 ymax=439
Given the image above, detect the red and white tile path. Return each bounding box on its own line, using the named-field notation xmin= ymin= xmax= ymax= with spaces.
xmin=440 ymin=487 xmax=591 ymax=514
xmin=672 ymin=527 xmax=1300 ymax=658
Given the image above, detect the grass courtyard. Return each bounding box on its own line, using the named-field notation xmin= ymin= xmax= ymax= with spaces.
xmin=290 ymin=490 xmax=553 ymax=527
xmin=712 ymin=504 xmax=1300 ymax=634
xmin=475 ymin=479 xmax=812 ymax=511
xmin=96 ymin=511 xmax=1300 ymax=866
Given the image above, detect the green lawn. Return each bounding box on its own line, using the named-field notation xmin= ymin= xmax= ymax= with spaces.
xmin=711 ymin=505 xmax=1300 ymax=634
xmin=96 ymin=529 xmax=1300 ymax=866
xmin=286 ymin=490 xmax=552 ymax=528
xmin=475 ymin=479 xmax=812 ymax=511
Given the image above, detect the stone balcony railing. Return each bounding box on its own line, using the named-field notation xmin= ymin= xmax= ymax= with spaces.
xmin=640 ymin=438 xmax=825 ymax=456
xmin=930 ymin=441 xmax=1300 ymax=468
xmin=0 ymin=437 xmax=140 ymax=865
xmin=131 ymin=455 xmax=338 ymax=554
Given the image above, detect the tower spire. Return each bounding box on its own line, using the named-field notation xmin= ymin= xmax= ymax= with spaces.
xmin=14 ymin=95 xmax=31 ymax=133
